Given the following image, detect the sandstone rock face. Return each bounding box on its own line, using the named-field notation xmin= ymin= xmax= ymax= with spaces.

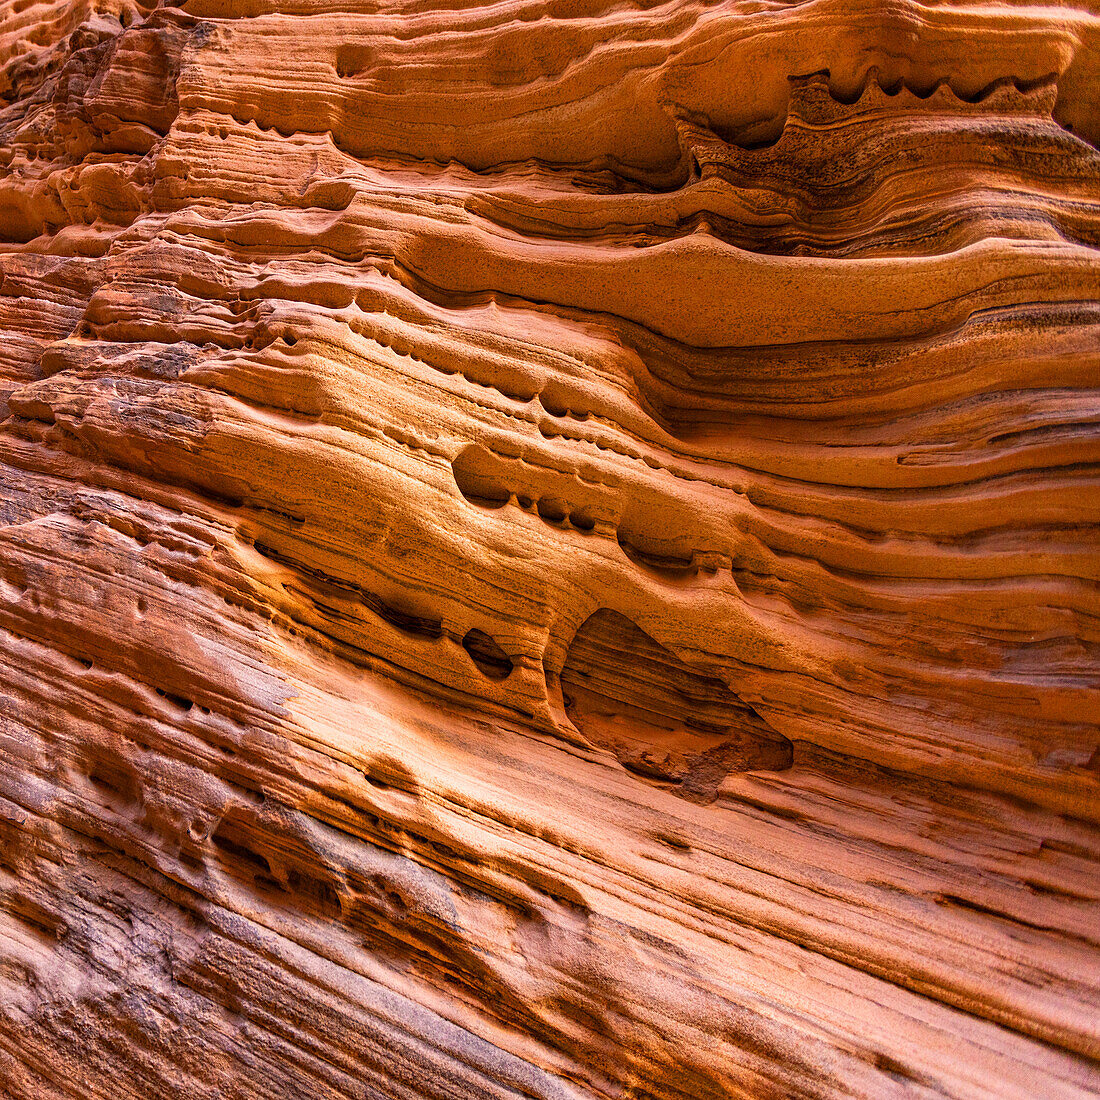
xmin=1 ymin=0 xmax=1099 ymax=1095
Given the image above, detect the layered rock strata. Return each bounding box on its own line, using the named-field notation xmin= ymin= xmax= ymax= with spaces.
xmin=1 ymin=0 xmax=1099 ymax=1096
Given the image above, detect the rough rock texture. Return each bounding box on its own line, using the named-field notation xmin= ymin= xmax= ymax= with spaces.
xmin=1 ymin=0 xmax=1099 ymax=1095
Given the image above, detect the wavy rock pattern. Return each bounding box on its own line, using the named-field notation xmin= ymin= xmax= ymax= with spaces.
xmin=1 ymin=0 xmax=1099 ymax=1095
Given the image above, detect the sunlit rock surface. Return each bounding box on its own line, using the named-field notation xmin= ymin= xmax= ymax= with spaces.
xmin=1 ymin=0 xmax=1099 ymax=1095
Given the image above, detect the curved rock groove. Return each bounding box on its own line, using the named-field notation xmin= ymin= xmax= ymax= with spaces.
xmin=0 ymin=0 xmax=1098 ymax=1098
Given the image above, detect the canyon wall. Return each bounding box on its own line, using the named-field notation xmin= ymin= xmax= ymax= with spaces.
xmin=1 ymin=0 xmax=1099 ymax=1096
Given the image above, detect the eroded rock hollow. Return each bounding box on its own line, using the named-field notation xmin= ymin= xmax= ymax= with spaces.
xmin=1 ymin=0 xmax=1099 ymax=1095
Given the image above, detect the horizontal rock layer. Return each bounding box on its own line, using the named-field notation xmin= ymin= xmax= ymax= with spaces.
xmin=0 ymin=0 xmax=1098 ymax=1096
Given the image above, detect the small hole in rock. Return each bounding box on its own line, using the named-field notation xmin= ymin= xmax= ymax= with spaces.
xmin=462 ymin=628 xmax=514 ymax=680
xmin=335 ymin=44 xmax=372 ymax=79
xmin=537 ymin=498 xmax=567 ymax=523
xmin=211 ymin=825 xmax=271 ymax=874
xmin=452 ymin=445 xmax=511 ymax=508
xmin=155 ymin=688 xmax=194 ymax=711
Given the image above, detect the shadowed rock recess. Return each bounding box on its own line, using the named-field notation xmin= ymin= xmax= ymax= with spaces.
xmin=1 ymin=0 xmax=1099 ymax=1094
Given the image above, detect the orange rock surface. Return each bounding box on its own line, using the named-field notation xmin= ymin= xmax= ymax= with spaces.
xmin=1 ymin=0 xmax=1099 ymax=1095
